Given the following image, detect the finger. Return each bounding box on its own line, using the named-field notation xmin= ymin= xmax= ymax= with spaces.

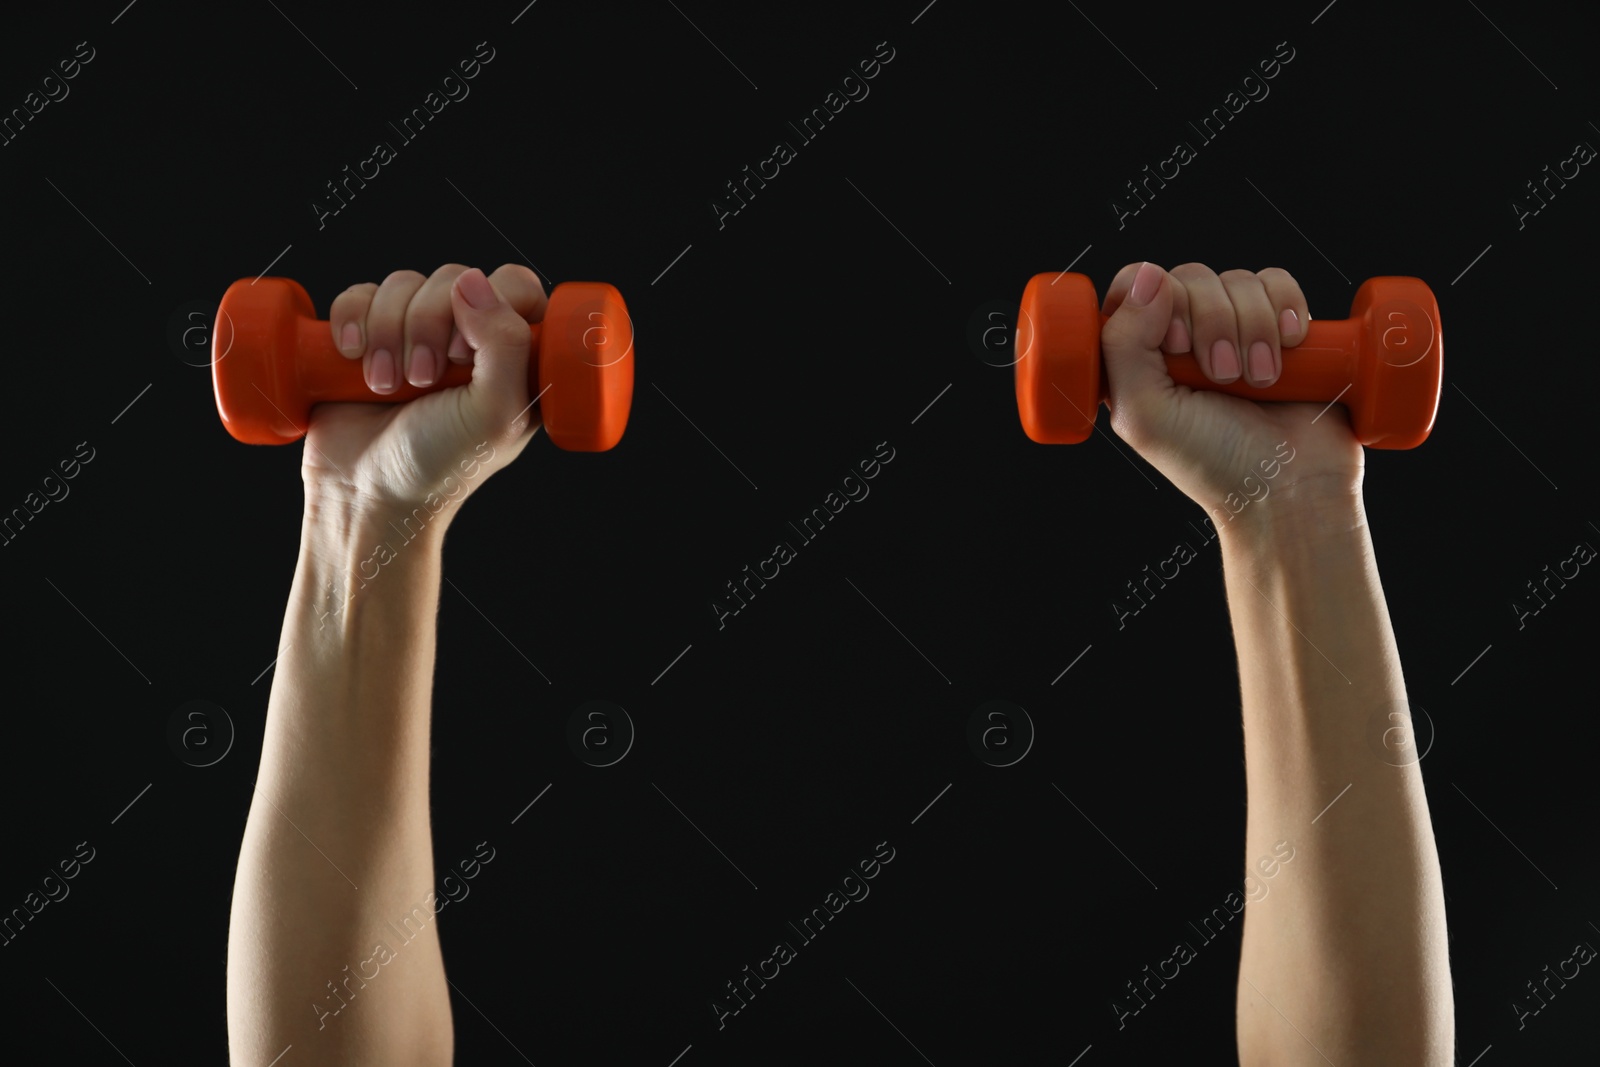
xmin=403 ymin=264 xmax=470 ymax=388
xmin=329 ymin=283 xmax=378 ymax=360
xmin=1108 ymin=262 xmax=1193 ymax=354
xmin=1256 ymin=267 xmax=1311 ymax=349
xmin=1100 ymin=261 xmax=1142 ymax=316
xmin=1171 ymin=263 xmax=1239 ymax=384
xmin=447 ymin=325 xmax=470 ymax=365
xmin=1218 ymin=269 xmax=1280 ymax=388
xmin=1099 ymin=261 xmax=1178 ymax=447
xmin=450 ymin=265 xmax=544 ymax=365
xmin=451 ymin=267 xmax=539 ymax=444
xmin=364 ymin=270 xmax=428 ymax=395
xmin=1164 ymin=276 xmax=1192 ymax=353
xmin=486 ymin=264 xmax=548 ymax=323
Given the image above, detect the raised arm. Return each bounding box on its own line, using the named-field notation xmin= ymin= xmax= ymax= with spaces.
xmin=1218 ymin=460 xmax=1452 ymax=1065
xmin=1098 ymin=261 xmax=1453 ymax=1065
xmin=226 ymin=264 xmax=545 ymax=1066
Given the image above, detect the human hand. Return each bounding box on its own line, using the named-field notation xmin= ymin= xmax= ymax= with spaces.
xmin=301 ymin=264 xmax=546 ymax=516
xmin=1099 ymin=262 xmax=1364 ymax=534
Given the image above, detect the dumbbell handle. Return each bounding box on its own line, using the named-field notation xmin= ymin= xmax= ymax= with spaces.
xmin=1092 ymin=314 xmax=1359 ymax=403
xmin=289 ymin=315 xmax=547 ymax=405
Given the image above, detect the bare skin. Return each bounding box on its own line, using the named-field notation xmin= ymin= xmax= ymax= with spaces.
xmin=1099 ymin=261 xmax=1453 ymax=1066
xmin=225 ymin=263 xmax=544 ymax=1067
xmin=225 ymin=258 xmax=1453 ymax=1066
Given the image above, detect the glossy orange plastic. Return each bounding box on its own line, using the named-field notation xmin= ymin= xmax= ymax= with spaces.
xmin=211 ymin=277 xmax=634 ymax=450
xmin=1015 ymin=274 xmax=1442 ymax=449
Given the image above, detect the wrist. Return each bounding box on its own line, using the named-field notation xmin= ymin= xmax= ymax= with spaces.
xmin=304 ymin=487 xmax=455 ymax=555
xmin=1216 ymin=478 xmax=1368 ymax=562
xmin=299 ymin=493 xmax=449 ymax=637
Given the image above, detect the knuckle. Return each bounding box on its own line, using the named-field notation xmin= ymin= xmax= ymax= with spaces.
xmin=332 ymin=284 xmax=375 ymax=311
xmin=488 ymin=314 xmax=532 ymax=346
xmin=485 ymin=405 xmax=530 ymax=446
xmin=367 ymin=306 xmax=404 ymax=341
xmin=1187 ymin=283 xmax=1226 ymax=313
xmin=1100 ymin=313 xmax=1140 ymax=343
xmin=494 ymin=263 xmax=546 ymax=301
xmin=1107 ymin=404 xmax=1159 ymax=455
xmin=1218 ymin=268 xmax=1257 ymax=286
xmin=366 ymin=301 xmax=398 ymax=328
xmin=429 ymin=264 xmax=470 ymax=289
xmin=382 ymin=269 xmax=427 ymax=288
xmin=404 ymin=303 xmax=448 ymax=340
xmin=1103 ymin=263 xmax=1142 ymax=305
xmin=1192 ymin=303 xmax=1237 ymax=336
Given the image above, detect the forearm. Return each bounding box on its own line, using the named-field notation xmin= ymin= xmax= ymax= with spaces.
xmin=227 ymin=495 xmax=453 ymax=1066
xmin=1222 ymin=491 xmax=1452 ymax=1066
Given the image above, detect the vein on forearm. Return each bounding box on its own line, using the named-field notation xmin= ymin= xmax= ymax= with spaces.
xmin=262 ymin=501 xmax=448 ymax=808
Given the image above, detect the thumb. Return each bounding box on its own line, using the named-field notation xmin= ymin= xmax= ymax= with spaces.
xmin=451 ymin=267 xmax=537 ymax=441
xmin=1100 ymin=261 xmax=1176 ymax=443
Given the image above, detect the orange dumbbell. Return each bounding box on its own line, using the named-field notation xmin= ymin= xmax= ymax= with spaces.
xmin=211 ymin=276 xmax=634 ymax=449
xmin=1014 ymin=274 xmax=1441 ymax=449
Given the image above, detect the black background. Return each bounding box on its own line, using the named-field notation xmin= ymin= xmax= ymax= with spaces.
xmin=0 ymin=1 xmax=1595 ymax=1063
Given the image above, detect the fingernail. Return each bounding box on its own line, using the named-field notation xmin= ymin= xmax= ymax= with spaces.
xmin=370 ymin=348 xmax=395 ymax=393
xmin=447 ymin=329 xmax=471 ymax=363
xmin=408 ymin=345 xmax=436 ymax=388
xmin=458 ymin=268 xmax=496 ymax=310
xmin=1278 ymin=307 xmax=1300 ymax=340
xmin=1164 ymin=316 xmax=1190 ymax=353
xmin=1128 ymin=261 xmax=1161 ymax=307
xmin=1211 ymin=339 xmax=1240 ymax=381
xmin=1248 ymin=341 xmax=1275 ymax=384
xmin=339 ymin=322 xmax=361 ymax=353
